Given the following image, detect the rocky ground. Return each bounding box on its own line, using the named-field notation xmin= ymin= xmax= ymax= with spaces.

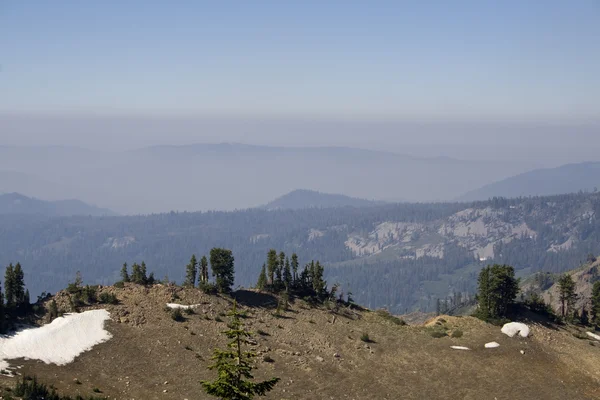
xmin=1 ymin=283 xmax=599 ymax=399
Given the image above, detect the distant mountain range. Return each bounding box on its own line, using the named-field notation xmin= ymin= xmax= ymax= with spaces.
xmin=0 ymin=192 xmax=116 ymax=217
xmin=261 ymin=189 xmax=385 ymax=210
xmin=458 ymin=162 xmax=600 ymax=201
xmin=0 ymin=144 xmax=526 ymax=214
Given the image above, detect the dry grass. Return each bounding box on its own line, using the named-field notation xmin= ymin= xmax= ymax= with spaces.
xmin=1 ymin=284 xmax=599 ymax=399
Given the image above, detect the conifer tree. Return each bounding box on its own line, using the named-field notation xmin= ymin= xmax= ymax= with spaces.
xmin=13 ymin=263 xmax=26 ymax=308
xmin=283 ymin=257 xmax=292 ymax=290
xmin=266 ymin=250 xmax=278 ymax=286
xmin=185 ymin=254 xmax=198 ymax=287
xmin=131 ymin=263 xmax=141 ymax=283
xmin=311 ymin=261 xmax=326 ymax=297
xmin=0 ymin=282 xmax=4 ymax=333
xmin=591 ymin=281 xmax=600 ymax=325
xmin=201 ymin=255 xmax=209 ymax=285
xmin=256 ymin=264 xmax=268 ymax=291
xmin=140 ymin=261 xmax=148 ymax=283
xmin=201 ymin=300 xmax=279 ymax=399
xmin=476 ymin=264 xmax=519 ymax=319
xmin=558 ymin=274 xmax=577 ymax=319
xmin=210 ymin=248 xmax=235 ymax=293
xmin=4 ymin=264 xmax=15 ymax=309
xmin=48 ymin=299 xmax=59 ymax=322
xmin=120 ymin=262 xmax=130 ymax=282
xmin=291 ymin=253 xmax=299 ymax=285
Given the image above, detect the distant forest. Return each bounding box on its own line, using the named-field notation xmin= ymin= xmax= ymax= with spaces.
xmin=1 ymin=192 xmax=600 ymax=313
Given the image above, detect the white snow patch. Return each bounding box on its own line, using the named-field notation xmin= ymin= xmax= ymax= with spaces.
xmin=501 ymin=322 xmax=530 ymax=338
xmin=450 ymin=346 xmax=470 ymax=350
xmin=0 ymin=309 xmax=111 ymax=370
xmin=484 ymin=342 xmax=500 ymax=348
xmin=586 ymin=332 xmax=600 ymax=341
xmin=166 ymin=303 xmax=200 ymax=310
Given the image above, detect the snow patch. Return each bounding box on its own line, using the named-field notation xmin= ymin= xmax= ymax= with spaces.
xmin=586 ymin=332 xmax=600 ymax=341
xmin=450 ymin=346 xmax=470 ymax=350
xmin=484 ymin=342 xmax=500 ymax=348
xmin=501 ymin=322 xmax=530 ymax=338
xmin=166 ymin=303 xmax=200 ymax=310
xmin=0 ymin=309 xmax=111 ymax=370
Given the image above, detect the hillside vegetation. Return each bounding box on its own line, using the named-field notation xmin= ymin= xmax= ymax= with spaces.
xmin=2 ymin=192 xmax=600 ymax=313
xmin=261 ymin=189 xmax=384 ymax=210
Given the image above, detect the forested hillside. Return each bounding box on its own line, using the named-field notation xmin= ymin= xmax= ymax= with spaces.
xmin=2 ymin=192 xmax=600 ymax=313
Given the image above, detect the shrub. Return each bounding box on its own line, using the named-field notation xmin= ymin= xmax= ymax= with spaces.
xmin=199 ymin=282 xmax=217 ymax=295
xmin=263 ymin=355 xmax=274 ymax=363
xmin=360 ymin=333 xmax=373 ymax=343
xmin=98 ymin=292 xmax=118 ymax=305
xmin=92 ymin=387 xmax=102 ymax=393
xmin=450 ymin=329 xmax=463 ymax=338
xmin=114 ymin=281 xmax=125 ymax=289
xmin=426 ymin=326 xmax=448 ymax=338
xmin=171 ymin=308 xmax=185 ymax=322
xmin=376 ymin=309 xmax=407 ymax=326
xmin=214 ymin=316 xmax=223 ymax=322
xmin=183 ymin=307 xmax=195 ymax=315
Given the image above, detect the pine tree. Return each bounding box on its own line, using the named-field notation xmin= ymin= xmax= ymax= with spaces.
xmin=256 ymin=264 xmax=268 ymax=291
xmin=291 ymin=253 xmax=299 ymax=285
xmin=266 ymin=250 xmax=278 ymax=287
xmin=140 ymin=261 xmax=148 ymax=283
xmin=131 ymin=263 xmax=142 ymax=284
xmin=283 ymin=257 xmax=292 ymax=290
xmin=13 ymin=263 xmax=26 ymax=309
xmin=275 ymin=252 xmax=285 ymax=288
xmin=592 ymin=281 xmax=600 ymax=325
xmin=201 ymin=255 xmax=209 ymax=285
xmin=0 ymin=282 xmax=4 ymax=333
xmin=185 ymin=254 xmax=198 ymax=287
xmin=558 ymin=274 xmax=577 ymax=319
xmin=201 ymin=300 xmax=279 ymax=399
xmin=311 ymin=261 xmax=326 ymax=297
xmin=5 ymin=264 xmax=15 ymax=309
xmin=581 ymin=306 xmax=590 ymax=326
xmin=210 ymin=248 xmax=235 ymax=293
xmin=120 ymin=262 xmax=130 ymax=282
xmin=476 ymin=265 xmax=519 ymax=320
xmin=48 ymin=299 xmax=59 ymax=322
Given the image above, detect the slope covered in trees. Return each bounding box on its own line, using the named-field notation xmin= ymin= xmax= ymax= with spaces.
xmin=261 ymin=189 xmax=385 ymax=210
xmin=1 ymin=192 xmax=600 ymax=313
xmin=0 ymin=193 xmax=115 ymax=217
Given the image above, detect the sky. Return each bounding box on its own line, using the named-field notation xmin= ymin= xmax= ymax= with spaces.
xmin=1 ymin=1 xmax=599 ymax=121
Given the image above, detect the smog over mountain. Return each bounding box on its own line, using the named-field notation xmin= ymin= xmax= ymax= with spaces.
xmin=1 ymin=2 xmax=600 ymax=399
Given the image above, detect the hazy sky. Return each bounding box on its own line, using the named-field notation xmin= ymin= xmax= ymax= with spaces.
xmin=1 ymin=1 xmax=599 ymax=120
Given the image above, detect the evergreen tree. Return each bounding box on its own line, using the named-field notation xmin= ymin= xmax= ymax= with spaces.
xmin=266 ymin=250 xmax=278 ymax=286
xmin=256 ymin=264 xmax=268 ymax=291
xmin=581 ymin=306 xmax=589 ymax=325
xmin=557 ymin=274 xmax=577 ymax=319
xmin=311 ymin=261 xmax=326 ymax=297
xmin=291 ymin=253 xmax=299 ymax=285
xmin=275 ymin=252 xmax=285 ymax=288
xmin=13 ymin=263 xmax=26 ymax=309
xmin=131 ymin=263 xmax=142 ymax=284
xmin=476 ymin=264 xmax=519 ymax=320
xmin=210 ymin=248 xmax=235 ymax=293
xmin=185 ymin=254 xmax=198 ymax=287
xmin=4 ymin=264 xmax=15 ymax=309
xmin=0 ymin=282 xmax=4 ymax=333
xmin=120 ymin=262 xmax=130 ymax=282
xmin=200 ymin=255 xmax=209 ymax=285
xmin=591 ymin=281 xmax=600 ymax=325
xmin=140 ymin=261 xmax=148 ymax=283
xmin=201 ymin=300 xmax=279 ymax=399
xmin=283 ymin=257 xmax=292 ymax=290
xmin=48 ymin=299 xmax=59 ymax=322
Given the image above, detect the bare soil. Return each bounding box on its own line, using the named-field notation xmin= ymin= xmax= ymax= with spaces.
xmin=1 ymin=283 xmax=599 ymax=399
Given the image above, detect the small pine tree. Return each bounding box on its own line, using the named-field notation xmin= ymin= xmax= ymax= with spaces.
xmin=120 ymin=262 xmax=130 ymax=283
xmin=13 ymin=263 xmax=26 ymax=309
xmin=210 ymin=248 xmax=235 ymax=294
xmin=256 ymin=264 xmax=268 ymax=291
xmin=581 ymin=306 xmax=590 ymax=326
xmin=266 ymin=249 xmax=278 ymax=286
xmin=5 ymin=263 xmax=15 ymax=309
xmin=592 ymin=281 xmax=600 ymax=325
xmin=291 ymin=253 xmax=299 ymax=286
xmin=558 ymin=274 xmax=577 ymax=319
xmin=48 ymin=299 xmax=59 ymax=322
xmin=0 ymin=282 xmax=4 ymax=333
xmin=185 ymin=254 xmax=198 ymax=287
xmin=200 ymin=255 xmax=209 ymax=285
xmin=283 ymin=257 xmax=292 ymax=290
xmin=201 ymin=301 xmax=279 ymax=399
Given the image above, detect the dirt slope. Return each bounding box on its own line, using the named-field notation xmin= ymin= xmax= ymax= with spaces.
xmin=1 ymin=283 xmax=599 ymax=400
